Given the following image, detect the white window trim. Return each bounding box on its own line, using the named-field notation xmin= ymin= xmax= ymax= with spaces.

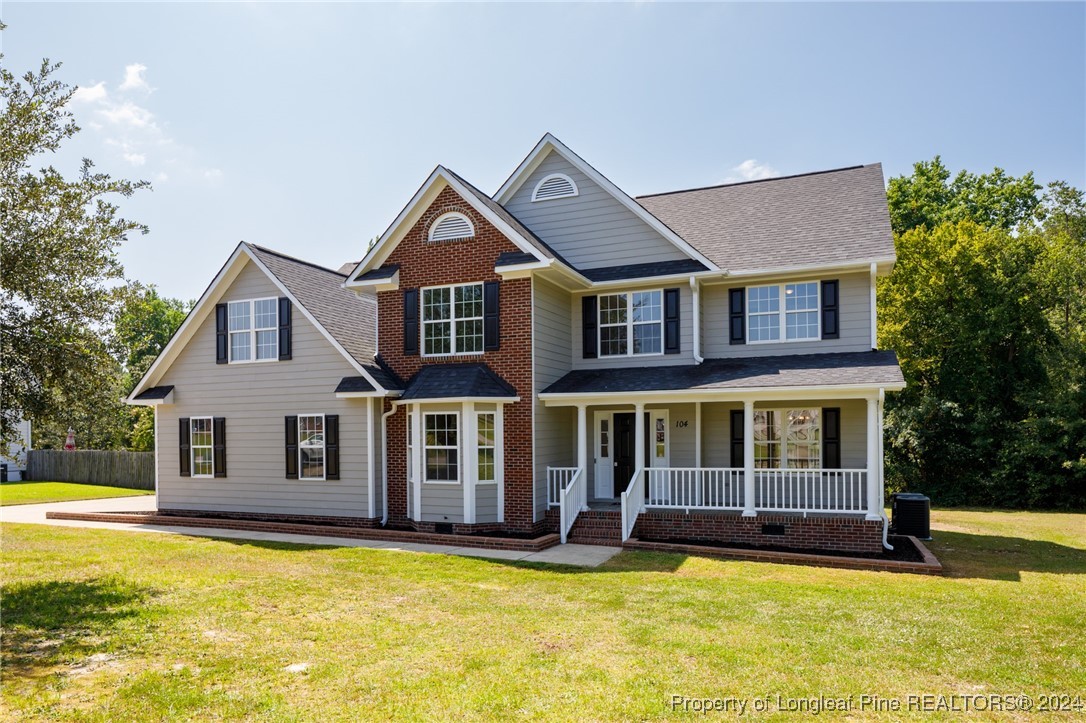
xmin=423 ymin=411 xmax=460 ymax=485
xmin=476 ymin=411 xmax=497 ymax=484
xmin=598 ymin=289 xmax=665 ymax=358
xmin=190 ymin=416 xmax=214 ymax=479
xmin=753 ymin=408 xmax=823 ymax=470
xmin=746 ymin=282 xmax=821 ymax=345
xmin=428 ymin=211 xmax=475 ymax=242
xmin=421 ymin=282 xmax=485 ymax=358
xmin=298 ymin=413 xmax=326 ymax=481
xmin=228 ymin=296 xmax=279 ymax=364
xmin=531 ymin=172 xmax=579 ymax=202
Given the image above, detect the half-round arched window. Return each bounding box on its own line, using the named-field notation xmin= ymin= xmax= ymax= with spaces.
xmin=532 ymin=173 xmax=579 ymax=202
xmin=428 ymin=212 xmax=475 ymax=242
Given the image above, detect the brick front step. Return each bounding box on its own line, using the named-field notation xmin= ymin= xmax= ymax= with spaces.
xmin=45 ymin=511 xmax=560 ymax=552
xmin=567 ymin=535 xmax=623 ymax=548
xmin=623 ymin=537 xmax=943 ymax=575
xmin=567 ymin=510 xmax=622 ymax=546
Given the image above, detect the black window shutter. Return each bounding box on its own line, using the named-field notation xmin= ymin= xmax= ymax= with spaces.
xmin=582 ymin=295 xmax=598 ymax=359
xmin=664 ymin=288 xmax=680 ymax=354
xmin=325 ymin=414 xmax=340 ymax=480
xmin=403 ymin=289 xmax=419 ymax=356
xmin=730 ymin=409 xmax=744 ymax=467
xmin=213 ymin=417 xmax=227 ymax=478
xmin=278 ymin=297 xmax=292 ymax=360
xmin=823 ymin=407 xmax=841 ymax=469
xmin=285 ymin=416 xmax=298 ymax=479
xmin=483 ymin=281 xmax=500 ymax=351
xmin=215 ymin=303 xmax=228 ymax=363
xmin=729 ymin=288 xmax=745 ymax=345
xmin=821 ymin=280 xmax=839 ymax=340
xmin=179 ymin=418 xmax=191 ymax=477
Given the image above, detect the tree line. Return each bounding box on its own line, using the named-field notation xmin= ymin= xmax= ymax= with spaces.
xmin=2 ymin=58 xmax=1083 ymax=507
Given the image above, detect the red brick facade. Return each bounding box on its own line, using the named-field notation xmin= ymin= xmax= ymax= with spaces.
xmin=378 ymin=185 xmax=537 ymax=532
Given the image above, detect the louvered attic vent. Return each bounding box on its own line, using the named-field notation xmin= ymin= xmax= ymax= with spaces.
xmin=532 ymin=173 xmax=579 ymax=202
xmin=428 ymin=212 xmax=475 ymax=242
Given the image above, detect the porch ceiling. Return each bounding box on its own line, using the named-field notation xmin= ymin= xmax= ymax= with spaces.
xmin=539 ymin=350 xmax=904 ymax=400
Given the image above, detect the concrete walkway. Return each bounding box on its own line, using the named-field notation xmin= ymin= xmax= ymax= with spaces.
xmin=1 ymin=496 xmax=620 ymax=567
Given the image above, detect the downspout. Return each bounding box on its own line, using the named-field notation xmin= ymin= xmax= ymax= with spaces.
xmin=380 ymin=399 xmax=399 ymax=526
xmin=689 ymin=276 xmax=704 ymax=364
xmin=878 ymin=387 xmax=893 ymax=550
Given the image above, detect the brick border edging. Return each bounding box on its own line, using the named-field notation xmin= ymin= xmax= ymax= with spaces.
xmin=45 ymin=511 xmax=560 ymax=553
xmin=623 ymin=535 xmax=944 ymax=575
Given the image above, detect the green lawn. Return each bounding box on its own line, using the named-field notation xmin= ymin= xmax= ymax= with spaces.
xmin=2 ymin=510 xmax=1084 ymax=721
xmin=0 ymin=481 xmax=152 ymax=506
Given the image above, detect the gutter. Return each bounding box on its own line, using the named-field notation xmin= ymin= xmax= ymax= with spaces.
xmin=380 ymin=401 xmax=400 ymax=526
xmin=690 ymin=276 xmax=704 ymax=364
xmin=878 ymin=387 xmax=893 ymax=551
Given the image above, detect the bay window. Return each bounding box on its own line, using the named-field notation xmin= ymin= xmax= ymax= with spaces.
xmin=424 ymin=413 xmax=459 ymax=482
xmin=477 ymin=412 xmax=495 ymax=483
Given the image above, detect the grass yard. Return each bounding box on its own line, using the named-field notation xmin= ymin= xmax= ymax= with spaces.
xmin=2 ymin=510 xmax=1084 ymax=721
xmin=0 ymin=481 xmax=152 ymax=506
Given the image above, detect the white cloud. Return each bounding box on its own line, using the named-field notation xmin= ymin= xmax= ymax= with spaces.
xmin=723 ymin=159 xmax=781 ymax=183
xmin=123 ymin=152 xmax=147 ymax=166
xmin=155 ymin=172 xmax=169 ymax=183
xmin=203 ymin=168 xmax=224 ymax=182
xmin=99 ymin=101 xmax=155 ymax=129
xmin=72 ymin=82 xmax=108 ymax=104
xmin=119 ymin=63 xmax=151 ymax=92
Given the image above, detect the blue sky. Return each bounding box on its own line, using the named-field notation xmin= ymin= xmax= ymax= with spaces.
xmin=6 ymin=2 xmax=1084 ymax=301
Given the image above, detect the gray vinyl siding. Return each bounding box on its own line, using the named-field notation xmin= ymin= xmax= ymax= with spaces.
xmin=701 ymin=400 xmax=867 ymax=469
xmin=421 ymin=484 xmax=463 ymax=524
xmin=533 ymin=277 xmax=575 ymax=517
xmin=505 ymin=151 xmax=689 ymax=270
xmin=701 ymin=272 xmax=873 ymax=357
xmin=156 ymin=261 xmax=374 ymax=518
xmin=571 ymin=283 xmax=695 ymax=368
xmin=476 ymin=484 xmax=499 ymax=523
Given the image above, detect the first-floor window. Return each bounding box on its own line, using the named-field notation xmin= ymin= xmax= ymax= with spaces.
xmin=299 ymin=414 xmax=325 ymax=480
xmin=407 ymin=413 xmax=414 ymax=480
xmin=477 ymin=412 xmax=495 ymax=482
xmin=191 ymin=417 xmax=214 ymax=477
xmin=753 ymin=409 xmax=821 ymax=469
xmin=424 ymin=413 xmax=458 ymax=482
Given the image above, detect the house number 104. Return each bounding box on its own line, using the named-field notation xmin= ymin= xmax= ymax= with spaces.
xmin=674 ymin=420 xmax=689 ymax=428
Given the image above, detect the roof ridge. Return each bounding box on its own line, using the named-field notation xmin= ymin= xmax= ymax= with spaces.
xmin=247 ymin=243 xmax=348 ymax=278
xmin=636 ymin=164 xmax=871 ymax=199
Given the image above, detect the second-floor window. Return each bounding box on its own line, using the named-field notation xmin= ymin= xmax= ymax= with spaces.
xmin=599 ymin=290 xmax=663 ymax=356
xmin=423 ymin=283 xmax=484 ymax=356
xmin=228 ymin=298 xmax=278 ymax=362
xmin=748 ymin=282 xmax=819 ymax=343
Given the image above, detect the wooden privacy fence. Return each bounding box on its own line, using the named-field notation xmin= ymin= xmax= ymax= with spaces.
xmin=26 ymin=450 xmax=154 ymax=490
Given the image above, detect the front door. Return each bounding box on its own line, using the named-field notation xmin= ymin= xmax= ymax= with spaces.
xmin=613 ymin=413 xmax=636 ymax=496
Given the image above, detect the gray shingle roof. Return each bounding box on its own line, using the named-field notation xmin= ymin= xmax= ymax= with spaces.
xmin=495 ymin=251 xmax=539 ymax=267
xmin=247 ymin=244 xmax=402 ymax=391
xmin=356 ymin=263 xmax=399 ymax=280
xmin=335 ymin=376 xmax=376 ymax=394
xmin=541 ymin=351 xmax=904 ymax=395
xmin=581 ymin=259 xmax=708 ymax=282
xmin=401 ymin=363 xmax=517 ymax=401
xmin=636 ymin=165 xmax=894 ymax=274
xmin=133 ymin=385 xmax=174 ymax=400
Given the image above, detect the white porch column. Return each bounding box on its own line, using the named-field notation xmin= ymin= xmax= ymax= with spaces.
xmin=463 ymin=402 xmax=476 ymax=525
xmin=576 ymin=404 xmax=588 ymax=510
xmin=866 ymin=395 xmax=881 ymax=520
xmin=742 ymin=400 xmax=756 ymax=517
xmin=634 ymin=402 xmax=646 ymax=486
xmin=411 ymin=404 xmax=423 ymax=522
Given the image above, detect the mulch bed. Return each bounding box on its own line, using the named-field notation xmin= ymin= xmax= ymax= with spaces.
xmin=637 ymin=534 xmax=926 ymax=562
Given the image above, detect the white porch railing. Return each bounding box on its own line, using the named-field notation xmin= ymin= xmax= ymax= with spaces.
xmin=646 ymin=467 xmax=745 ymax=511
xmin=620 ymin=468 xmax=646 ymax=542
xmin=558 ymin=468 xmax=585 ymax=544
xmin=548 ymin=466 xmax=579 ymax=508
xmin=755 ymin=468 xmax=867 ymax=515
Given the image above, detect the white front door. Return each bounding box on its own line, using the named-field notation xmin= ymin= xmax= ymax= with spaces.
xmin=594 ymin=412 xmax=613 ymax=499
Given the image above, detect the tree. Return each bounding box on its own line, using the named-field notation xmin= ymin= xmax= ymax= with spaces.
xmin=0 ymin=56 xmax=149 ymax=446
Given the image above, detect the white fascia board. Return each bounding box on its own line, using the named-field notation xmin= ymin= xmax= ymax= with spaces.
xmin=495 ymin=260 xmax=552 ymax=279
xmin=348 ymin=269 xmax=400 ymax=292
xmin=243 ymin=247 xmax=389 ymax=394
xmin=494 ymin=134 xmax=720 ymax=272
xmin=335 ymin=390 xmax=403 ymax=400
xmin=580 ymin=269 xmax=722 ymax=292
xmin=128 ymin=243 xmax=250 ymax=399
xmin=716 ymin=257 xmax=898 ymax=283
xmin=403 ymin=396 xmax=521 ymax=405
xmin=539 ymin=382 xmax=906 ymax=406
xmin=345 ymin=167 xmax=547 ymax=288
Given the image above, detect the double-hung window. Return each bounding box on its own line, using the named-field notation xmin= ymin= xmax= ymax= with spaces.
xmin=228 ymin=298 xmax=278 ymax=362
xmin=753 ymin=409 xmax=822 ymax=469
xmin=424 ymin=413 xmax=458 ymax=483
xmin=477 ymin=412 xmax=495 ymax=483
xmin=599 ymin=290 xmax=663 ymax=356
xmin=747 ymin=282 xmax=819 ymax=343
xmin=299 ymin=414 xmax=325 ymax=480
xmin=422 ymin=283 xmax=483 ymax=356
xmin=190 ymin=417 xmax=214 ymax=477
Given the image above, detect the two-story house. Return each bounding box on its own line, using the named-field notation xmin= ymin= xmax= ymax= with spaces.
xmin=128 ymin=134 xmax=904 ymax=554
